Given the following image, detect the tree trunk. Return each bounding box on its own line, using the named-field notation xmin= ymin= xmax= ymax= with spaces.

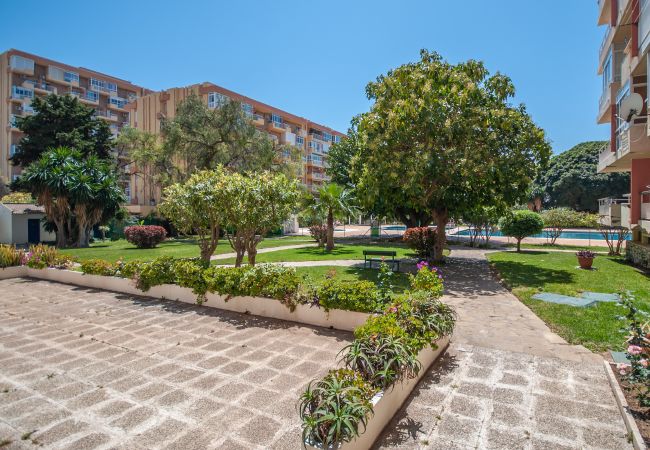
xmin=516 ymin=238 xmax=522 ymax=252
xmin=433 ymin=208 xmax=448 ymax=263
xmin=246 ymin=234 xmax=263 ymax=266
xmin=326 ymin=209 xmax=335 ymax=251
xmin=54 ymin=219 xmax=67 ymax=248
xmin=199 ymin=225 xmax=220 ymax=264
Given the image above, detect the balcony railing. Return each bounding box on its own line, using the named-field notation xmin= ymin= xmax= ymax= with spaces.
xmin=600 ymin=26 xmax=613 ymax=61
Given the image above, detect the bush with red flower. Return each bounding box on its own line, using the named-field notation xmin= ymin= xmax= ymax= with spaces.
xmin=124 ymin=225 xmax=167 ymax=249
xmin=402 ymin=227 xmax=436 ymax=259
xmin=409 ymin=261 xmax=444 ymax=298
xmin=617 ymin=291 xmax=650 ymax=407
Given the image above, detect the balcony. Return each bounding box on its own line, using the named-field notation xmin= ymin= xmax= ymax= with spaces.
xmin=22 ymin=80 xmax=57 ymax=95
xmin=251 ymin=113 xmax=264 ymax=126
xmin=94 ymin=110 xmax=119 ymax=122
xmin=598 ymin=197 xmax=628 ymax=226
xmin=598 ymin=81 xmax=619 ymax=123
xmin=10 ymin=86 xmax=33 ymax=102
xmin=79 ymin=92 xmax=99 ymax=105
xmin=598 ymin=123 xmax=650 ymax=172
xmin=599 ymin=26 xmax=614 ymax=69
xmin=598 ymin=0 xmax=611 ymax=26
xmin=267 ymin=121 xmax=287 ymax=132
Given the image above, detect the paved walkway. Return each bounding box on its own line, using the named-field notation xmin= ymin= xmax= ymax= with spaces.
xmin=210 ymin=242 xmax=316 ymax=261
xmin=374 ymin=247 xmax=631 ymax=449
xmin=0 ymin=278 xmax=350 ymax=449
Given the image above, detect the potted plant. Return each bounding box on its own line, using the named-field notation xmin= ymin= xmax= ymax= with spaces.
xmin=576 ymin=250 xmax=596 ymax=269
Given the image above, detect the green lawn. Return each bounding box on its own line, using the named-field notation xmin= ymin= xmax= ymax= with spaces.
xmin=294 ymin=266 xmax=411 ymax=293
xmin=212 ymin=243 xmax=420 ymax=264
xmin=60 ymin=236 xmax=314 ymax=263
xmin=487 ymin=251 xmax=650 ymax=352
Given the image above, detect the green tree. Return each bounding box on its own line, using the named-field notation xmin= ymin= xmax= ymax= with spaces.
xmin=328 ymin=122 xmax=431 ymax=228
xmin=159 ymin=169 xmax=227 ymax=263
xmin=462 ymin=205 xmax=503 ymax=247
xmin=12 ymin=95 xmax=113 ymax=167
xmin=17 ymin=147 xmax=125 ymax=247
xmin=157 ymin=93 xmax=276 ymax=184
xmin=355 ymin=50 xmax=551 ymax=261
xmin=222 ymin=172 xmax=299 ymax=266
xmin=533 ymin=141 xmax=630 ymax=212
xmin=540 ymin=207 xmax=581 ymax=245
xmin=310 ymin=184 xmax=356 ymax=251
xmin=499 ymin=210 xmax=544 ymax=252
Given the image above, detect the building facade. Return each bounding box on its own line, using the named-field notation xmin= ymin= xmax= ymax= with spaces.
xmin=597 ymin=0 xmax=650 ymax=243
xmin=1 ymin=50 xmax=344 ymax=217
xmin=0 ymin=49 xmax=150 ymax=185
xmin=125 ymin=82 xmax=344 ymax=215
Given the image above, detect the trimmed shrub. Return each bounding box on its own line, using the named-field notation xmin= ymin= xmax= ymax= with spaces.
xmin=498 ymin=210 xmax=544 ymax=252
xmin=0 ymin=245 xmax=25 ymax=268
xmin=403 ymin=227 xmax=436 ymax=259
xmin=80 ymin=259 xmax=117 ymax=276
xmin=316 ymin=278 xmax=381 ymax=313
xmin=124 ymin=225 xmax=167 ymax=249
xmin=308 ymin=225 xmax=327 ymax=247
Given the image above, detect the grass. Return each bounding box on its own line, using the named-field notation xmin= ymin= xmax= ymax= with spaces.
xmin=211 ymin=242 xmax=422 ymax=264
xmin=60 ymin=235 xmax=314 ymax=263
xmin=294 ymin=266 xmax=411 ymax=293
xmin=487 ymin=250 xmax=650 ymax=352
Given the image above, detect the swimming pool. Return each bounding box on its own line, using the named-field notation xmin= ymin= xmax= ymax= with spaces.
xmin=452 ymin=229 xmax=630 ymax=241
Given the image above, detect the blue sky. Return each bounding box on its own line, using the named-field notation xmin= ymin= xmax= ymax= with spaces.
xmin=1 ymin=0 xmax=605 ymax=154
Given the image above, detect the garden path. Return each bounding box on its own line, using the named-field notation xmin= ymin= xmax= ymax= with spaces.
xmin=374 ymin=246 xmax=632 ymax=449
xmin=209 ymin=242 xmax=316 ymax=261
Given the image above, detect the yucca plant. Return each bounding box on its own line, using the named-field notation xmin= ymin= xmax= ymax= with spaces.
xmin=339 ymin=335 xmax=421 ymax=390
xmin=0 ymin=245 xmax=25 ymax=268
xmin=299 ymin=369 xmax=376 ymax=448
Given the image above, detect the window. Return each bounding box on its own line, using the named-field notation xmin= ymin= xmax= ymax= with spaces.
xmin=9 ymin=55 xmax=34 ymax=73
xmin=124 ymin=183 xmax=131 ymax=202
xmin=296 ymin=136 xmax=304 ymax=146
xmin=241 ymin=103 xmax=253 ymax=116
xmin=110 ymin=96 xmax=128 ymax=108
xmin=48 ymin=66 xmax=79 ymax=84
xmin=322 ymin=131 xmax=332 ymax=142
xmin=208 ymin=92 xmax=229 ymax=109
xmin=23 ymin=103 xmax=35 ymax=114
xmin=271 ymin=113 xmax=283 ymax=125
xmin=333 ymin=135 xmax=341 ymax=144
xmin=309 ymin=141 xmax=323 ymax=153
xmin=90 ymin=78 xmax=118 ymax=93
xmin=12 ymin=174 xmax=20 ymax=182
xmin=11 ymin=86 xmax=33 ymax=100
xmin=10 ymin=145 xmax=17 ymax=156
xmin=86 ymin=91 xmax=99 ymax=102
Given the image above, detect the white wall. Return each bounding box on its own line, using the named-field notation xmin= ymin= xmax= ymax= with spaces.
xmin=0 ymin=206 xmax=12 ymax=244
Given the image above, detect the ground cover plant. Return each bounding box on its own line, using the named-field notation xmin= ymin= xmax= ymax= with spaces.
xmin=488 ymin=250 xmax=650 ymax=351
xmin=0 ymin=245 xmax=25 ymax=268
xmin=299 ymin=262 xmax=455 ymax=448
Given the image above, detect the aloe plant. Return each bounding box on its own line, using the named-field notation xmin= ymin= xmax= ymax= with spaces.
xmin=339 ymin=335 xmax=421 ymax=390
xmin=298 ymin=369 xmax=376 ymax=448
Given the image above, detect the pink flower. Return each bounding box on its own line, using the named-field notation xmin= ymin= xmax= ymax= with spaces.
xmin=617 ymin=363 xmax=630 ymax=375
xmin=628 ymin=345 xmax=643 ymax=355
xmin=416 ymin=261 xmax=429 ymax=270
xmin=388 ymin=306 xmax=398 ymax=313
xmin=641 ymin=359 xmax=649 ymax=368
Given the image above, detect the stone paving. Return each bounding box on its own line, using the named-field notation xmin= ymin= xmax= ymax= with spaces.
xmin=374 ymin=247 xmax=632 ymax=449
xmin=0 ymin=278 xmax=351 ymax=449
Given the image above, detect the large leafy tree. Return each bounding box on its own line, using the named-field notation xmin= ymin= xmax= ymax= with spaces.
xmin=355 ymin=50 xmax=551 ymax=261
xmin=221 ymin=172 xmax=299 ymax=266
xmin=159 ymin=169 xmax=227 ymax=263
xmin=12 ymin=95 xmax=113 ymax=167
xmin=533 ymin=141 xmax=630 ymax=212
xmin=17 ymin=147 xmax=124 ymax=247
xmin=328 ymin=122 xmax=432 ymax=228
xmin=152 ymin=94 xmax=277 ymax=184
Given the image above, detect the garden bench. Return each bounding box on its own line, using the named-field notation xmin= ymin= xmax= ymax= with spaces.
xmin=363 ymin=250 xmax=400 ymax=271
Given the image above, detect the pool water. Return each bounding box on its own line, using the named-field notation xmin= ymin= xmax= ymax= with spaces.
xmin=452 ymin=229 xmax=630 ymax=241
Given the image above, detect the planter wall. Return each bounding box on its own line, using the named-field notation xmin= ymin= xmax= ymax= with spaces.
xmin=306 ymin=336 xmax=451 ymax=450
xmin=2 ymin=268 xmax=369 ymax=332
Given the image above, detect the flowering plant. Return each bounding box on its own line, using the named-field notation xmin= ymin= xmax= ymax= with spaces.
xmin=575 ymin=250 xmax=596 ymax=258
xmin=617 ymin=291 xmax=650 ymax=407
xmin=409 ymin=261 xmax=443 ymax=298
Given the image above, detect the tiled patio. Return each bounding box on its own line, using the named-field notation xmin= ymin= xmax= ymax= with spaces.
xmin=0 ymin=278 xmax=351 ymax=449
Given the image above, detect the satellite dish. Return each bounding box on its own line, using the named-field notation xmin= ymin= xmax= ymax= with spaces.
xmin=620 ymin=93 xmax=644 ymax=122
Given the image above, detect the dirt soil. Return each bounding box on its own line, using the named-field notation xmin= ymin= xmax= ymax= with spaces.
xmin=613 ymin=369 xmax=650 ymax=446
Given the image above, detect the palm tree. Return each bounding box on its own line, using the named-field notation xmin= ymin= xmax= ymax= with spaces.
xmin=315 ymin=183 xmax=356 ymax=251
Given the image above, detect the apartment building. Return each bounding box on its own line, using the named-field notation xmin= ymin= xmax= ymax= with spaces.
xmin=125 ymin=82 xmax=344 ymax=215
xmin=597 ymin=0 xmax=650 ymax=245
xmin=0 ymin=49 xmax=150 ymax=186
